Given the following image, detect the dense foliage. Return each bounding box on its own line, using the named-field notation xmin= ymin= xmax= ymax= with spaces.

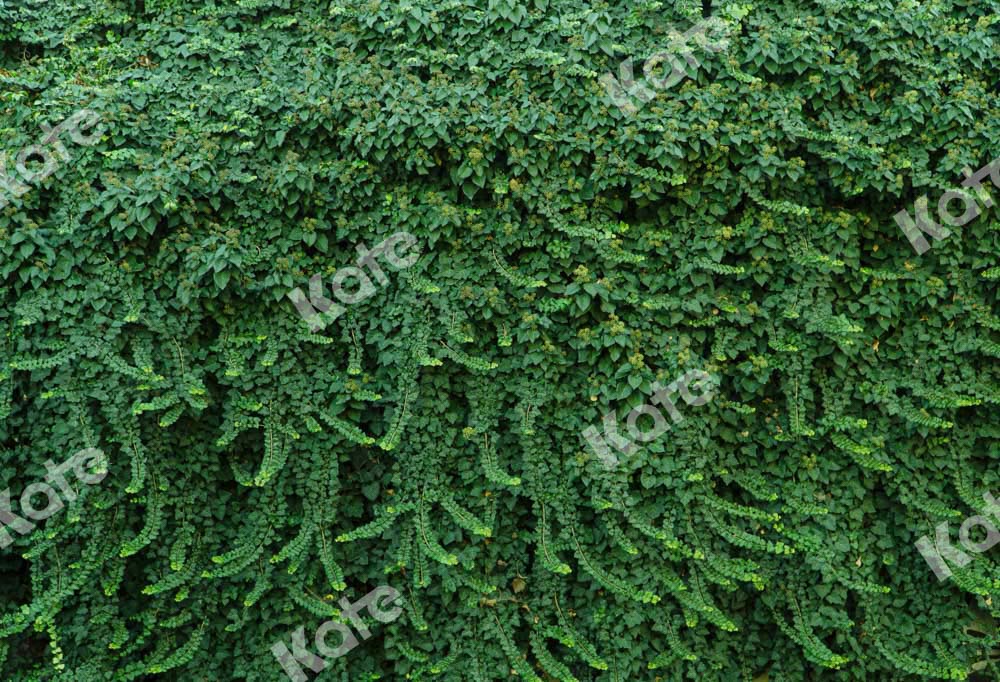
xmin=2 ymin=0 xmax=1000 ymax=679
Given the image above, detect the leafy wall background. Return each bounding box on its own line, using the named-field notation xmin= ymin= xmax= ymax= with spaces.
xmin=1 ymin=0 xmax=999 ymax=679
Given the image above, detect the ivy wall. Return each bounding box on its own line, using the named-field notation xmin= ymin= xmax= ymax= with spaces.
xmin=1 ymin=0 xmax=999 ymax=680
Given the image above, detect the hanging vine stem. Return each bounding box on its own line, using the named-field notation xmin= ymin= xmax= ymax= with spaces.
xmin=691 ymin=567 xmax=709 ymax=609
xmin=319 ymin=529 xmax=330 ymax=562
xmin=786 ymin=588 xmax=805 ymax=626
xmin=240 ymin=523 xmax=275 ymax=560
xmin=262 ymin=410 xmax=275 ymax=476
xmin=416 ymin=489 xmax=434 ymax=548
xmin=539 ymin=503 xmax=562 ymax=569
xmin=348 ymin=324 xmax=358 ymax=351
xmin=171 ymin=338 xmax=186 ymax=377
xmin=551 ymin=593 xmax=566 ymax=622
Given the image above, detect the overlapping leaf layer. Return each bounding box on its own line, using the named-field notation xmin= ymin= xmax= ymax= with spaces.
xmin=1 ymin=1 xmax=999 ymax=680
